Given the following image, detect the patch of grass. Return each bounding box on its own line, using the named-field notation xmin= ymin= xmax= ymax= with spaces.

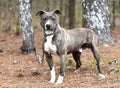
xmin=86 ymin=55 xmax=96 ymax=65
xmin=101 ymin=56 xmax=112 ymax=64
xmin=115 ymin=68 xmax=120 ymax=74
xmin=115 ymin=61 xmax=120 ymax=74
xmin=110 ymin=77 xmax=120 ymax=84
xmin=66 ymin=60 xmax=76 ymax=67
xmin=116 ymin=61 xmax=120 ymax=66
xmin=91 ymin=59 xmax=96 ymax=65
xmin=87 ymin=56 xmax=97 ymax=65
xmin=33 ymin=25 xmax=38 ymax=30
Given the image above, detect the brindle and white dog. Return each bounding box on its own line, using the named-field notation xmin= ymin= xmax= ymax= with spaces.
xmin=36 ymin=10 xmax=105 ymax=84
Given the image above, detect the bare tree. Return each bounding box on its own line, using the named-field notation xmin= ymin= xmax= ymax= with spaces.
xmin=119 ymin=0 xmax=120 ymax=13
xmin=82 ymin=0 xmax=115 ymax=43
xmin=68 ymin=0 xmax=75 ymax=29
xmin=19 ymin=0 xmax=42 ymax=63
xmin=112 ymin=1 xmax=115 ymax=29
xmin=46 ymin=0 xmax=50 ymax=11
xmin=64 ymin=0 xmax=69 ymax=28
xmin=60 ymin=0 xmax=63 ymax=26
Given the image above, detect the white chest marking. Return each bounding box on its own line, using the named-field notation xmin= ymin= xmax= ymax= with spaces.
xmin=44 ymin=35 xmax=57 ymax=54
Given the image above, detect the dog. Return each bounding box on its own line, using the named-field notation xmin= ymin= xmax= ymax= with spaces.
xmin=36 ymin=10 xmax=105 ymax=84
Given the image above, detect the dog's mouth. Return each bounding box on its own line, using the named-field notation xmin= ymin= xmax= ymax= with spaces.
xmin=45 ymin=30 xmax=54 ymax=35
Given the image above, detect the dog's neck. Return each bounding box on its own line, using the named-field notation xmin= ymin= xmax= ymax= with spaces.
xmin=57 ymin=24 xmax=66 ymax=32
xmin=57 ymin=24 xmax=62 ymax=30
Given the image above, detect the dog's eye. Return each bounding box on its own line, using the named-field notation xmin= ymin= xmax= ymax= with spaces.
xmin=51 ymin=18 xmax=56 ymax=21
xmin=43 ymin=18 xmax=47 ymax=21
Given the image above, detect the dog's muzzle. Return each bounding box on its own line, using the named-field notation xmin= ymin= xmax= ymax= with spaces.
xmin=44 ymin=23 xmax=57 ymax=36
xmin=46 ymin=24 xmax=51 ymax=30
xmin=44 ymin=26 xmax=55 ymax=36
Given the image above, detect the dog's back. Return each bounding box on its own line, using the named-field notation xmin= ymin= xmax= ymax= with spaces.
xmin=64 ymin=28 xmax=99 ymax=52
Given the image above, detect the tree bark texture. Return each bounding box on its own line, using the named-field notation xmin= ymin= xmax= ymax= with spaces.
xmin=60 ymin=0 xmax=63 ymax=26
xmin=19 ymin=0 xmax=43 ymax=64
xmin=68 ymin=0 xmax=75 ymax=29
xmin=112 ymin=1 xmax=115 ymax=29
xmin=82 ymin=0 xmax=115 ymax=43
xmin=19 ymin=0 xmax=35 ymax=53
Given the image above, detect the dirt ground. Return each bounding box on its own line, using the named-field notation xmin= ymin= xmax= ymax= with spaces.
xmin=0 ymin=30 xmax=120 ymax=88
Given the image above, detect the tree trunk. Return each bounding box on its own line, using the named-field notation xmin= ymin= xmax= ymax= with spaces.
xmin=64 ymin=0 xmax=69 ymax=28
xmin=82 ymin=0 xmax=115 ymax=43
xmin=68 ymin=0 xmax=75 ymax=29
xmin=60 ymin=0 xmax=63 ymax=26
xmin=119 ymin=0 xmax=120 ymax=14
xmin=19 ymin=0 xmax=34 ymax=53
xmin=46 ymin=0 xmax=50 ymax=11
xmin=19 ymin=0 xmax=42 ymax=63
xmin=112 ymin=1 xmax=115 ymax=29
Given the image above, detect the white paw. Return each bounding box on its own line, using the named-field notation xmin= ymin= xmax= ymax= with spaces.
xmin=74 ymin=68 xmax=80 ymax=73
xmin=55 ymin=75 xmax=64 ymax=84
xmin=49 ymin=77 xmax=56 ymax=83
xmin=99 ymin=73 xmax=105 ymax=80
xmin=49 ymin=66 xmax=56 ymax=83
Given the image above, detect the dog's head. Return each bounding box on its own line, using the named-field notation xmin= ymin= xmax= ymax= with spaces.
xmin=36 ymin=10 xmax=61 ymax=35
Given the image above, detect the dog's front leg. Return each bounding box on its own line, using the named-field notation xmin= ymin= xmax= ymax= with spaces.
xmin=55 ymin=54 xmax=66 ymax=84
xmin=45 ymin=53 xmax=56 ymax=83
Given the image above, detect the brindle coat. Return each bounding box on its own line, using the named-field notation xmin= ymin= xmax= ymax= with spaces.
xmin=36 ymin=10 xmax=105 ymax=84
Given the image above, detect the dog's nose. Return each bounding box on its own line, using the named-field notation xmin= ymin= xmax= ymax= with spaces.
xmin=46 ymin=24 xmax=51 ymax=29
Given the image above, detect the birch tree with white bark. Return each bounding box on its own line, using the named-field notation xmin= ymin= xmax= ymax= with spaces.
xmin=82 ymin=0 xmax=115 ymax=43
xmin=19 ymin=0 xmax=42 ymax=63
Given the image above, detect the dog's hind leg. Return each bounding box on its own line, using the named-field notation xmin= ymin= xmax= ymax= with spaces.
xmin=90 ymin=44 xmax=105 ymax=79
xmin=72 ymin=51 xmax=81 ymax=73
xmin=45 ymin=53 xmax=56 ymax=83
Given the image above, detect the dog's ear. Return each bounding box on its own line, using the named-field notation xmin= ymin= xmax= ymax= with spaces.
xmin=53 ymin=10 xmax=62 ymax=15
xmin=36 ymin=10 xmax=45 ymax=16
